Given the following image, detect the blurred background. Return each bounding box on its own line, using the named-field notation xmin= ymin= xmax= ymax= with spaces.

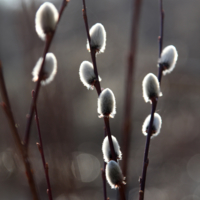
xmin=0 ymin=0 xmax=200 ymax=199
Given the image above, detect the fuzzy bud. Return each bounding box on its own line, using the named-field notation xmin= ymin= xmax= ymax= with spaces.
xmin=35 ymin=2 xmax=59 ymax=40
xmin=97 ymin=88 xmax=116 ymax=118
xmin=106 ymin=160 xmax=125 ymax=189
xmin=142 ymin=73 xmax=162 ymax=103
xmin=32 ymin=52 xmax=57 ymax=86
xmin=79 ymin=61 xmax=101 ymax=90
xmin=142 ymin=113 xmax=162 ymax=138
xmin=102 ymin=135 xmax=122 ymax=163
xmin=87 ymin=23 xmax=106 ymax=53
xmin=158 ymin=45 xmax=178 ymax=75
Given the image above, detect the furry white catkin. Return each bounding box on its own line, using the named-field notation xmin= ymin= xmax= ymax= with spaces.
xmin=142 ymin=73 xmax=162 ymax=103
xmin=142 ymin=113 xmax=162 ymax=138
xmin=97 ymin=88 xmax=116 ymax=118
xmin=87 ymin=23 xmax=106 ymax=53
xmin=79 ymin=61 xmax=101 ymax=90
xmin=106 ymin=160 xmax=125 ymax=189
xmin=102 ymin=135 xmax=122 ymax=163
xmin=158 ymin=45 xmax=178 ymax=75
xmin=32 ymin=52 xmax=57 ymax=86
xmin=35 ymin=2 xmax=59 ymax=40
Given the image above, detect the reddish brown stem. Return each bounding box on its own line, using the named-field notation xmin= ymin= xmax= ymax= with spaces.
xmin=23 ymin=0 xmax=69 ymax=148
xmin=32 ymin=91 xmax=53 ymax=200
xmin=119 ymin=184 xmax=126 ymax=200
xmin=0 ymin=62 xmax=39 ymax=200
xmin=121 ymin=0 xmax=143 ymax=180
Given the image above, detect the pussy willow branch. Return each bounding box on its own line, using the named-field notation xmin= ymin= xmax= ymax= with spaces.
xmin=0 ymin=62 xmax=39 ymax=200
xmin=32 ymin=91 xmax=53 ymax=200
xmin=24 ymin=0 xmax=69 ymax=148
xmin=82 ymin=1 xmax=125 ymax=199
xmin=121 ymin=0 xmax=143 ymax=179
xmin=82 ymin=0 xmax=116 ymax=164
xmin=139 ymin=1 xmax=164 ymax=200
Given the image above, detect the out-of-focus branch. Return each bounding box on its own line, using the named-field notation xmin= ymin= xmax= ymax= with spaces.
xmin=121 ymin=0 xmax=143 ymax=179
xmin=32 ymin=90 xmax=53 ymax=200
xmin=158 ymin=0 xmax=164 ymax=83
xmin=0 ymin=62 xmax=40 ymax=200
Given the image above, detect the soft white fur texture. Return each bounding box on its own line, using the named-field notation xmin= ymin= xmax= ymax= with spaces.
xmin=97 ymin=88 xmax=116 ymax=118
xmin=35 ymin=2 xmax=58 ymax=40
xmin=106 ymin=160 xmax=125 ymax=189
xmin=142 ymin=113 xmax=162 ymax=138
xmin=32 ymin=53 xmax=57 ymax=86
xmin=158 ymin=45 xmax=178 ymax=75
xmin=102 ymin=135 xmax=122 ymax=163
xmin=87 ymin=23 xmax=106 ymax=53
xmin=142 ymin=73 xmax=162 ymax=103
xmin=79 ymin=61 xmax=101 ymax=90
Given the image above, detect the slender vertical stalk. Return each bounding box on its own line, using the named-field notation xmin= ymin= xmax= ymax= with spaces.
xmin=158 ymin=0 xmax=164 ymax=59
xmin=119 ymin=185 xmax=126 ymax=200
xmin=102 ymin=163 xmax=107 ymax=200
xmin=32 ymin=91 xmax=53 ymax=200
xmin=139 ymin=99 xmax=157 ymax=200
xmin=24 ymin=0 xmax=69 ymax=148
xmin=158 ymin=0 xmax=164 ymax=83
xmin=0 ymin=62 xmax=39 ymax=200
xmin=121 ymin=0 xmax=143 ymax=179
xmin=82 ymin=1 xmax=125 ymax=199
xmin=138 ymin=1 xmax=164 ymax=200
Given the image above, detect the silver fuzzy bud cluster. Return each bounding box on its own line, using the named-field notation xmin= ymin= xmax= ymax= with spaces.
xmin=142 ymin=73 xmax=162 ymax=103
xmin=32 ymin=52 xmax=57 ymax=86
xmin=142 ymin=113 xmax=162 ymax=138
xmin=35 ymin=2 xmax=59 ymax=40
xmin=87 ymin=23 xmax=106 ymax=53
xmin=106 ymin=160 xmax=125 ymax=189
xmin=97 ymin=88 xmax=116 ymax=118
xmin=158 ymin=45 xmax=178 ymax=75
xmin=79 ymin=61 xmax=101 ymax=90
xmin=102 ymin=135 xmax=122 ymax=163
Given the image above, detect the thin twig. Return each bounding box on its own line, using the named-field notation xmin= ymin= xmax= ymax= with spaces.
xmin=158 ymin=0 xmax=164 ymax=58
xmin=24 ymin=0 xmax=70 ymax=148
xmin=0 ymin=62 xmax=39 ymax=200
xmin=139 ymin=99 xmax=157 ymax=200
xmin=101 ymin=163 xmax=107 ymax=200
xmin=82 ymin=0 xmax=101 ymax=95
xmin=138 ymin=1 xmax=164 ymax=199
xmin=121 ymin=0 xmax=143 ymax=180
xmin=32 ymin=91 xmax=53 ymax=200
xmin=101 ymin=128 xmax=108 ymax=200
xmin=82 ymin=1 xmax=125 ymax=199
